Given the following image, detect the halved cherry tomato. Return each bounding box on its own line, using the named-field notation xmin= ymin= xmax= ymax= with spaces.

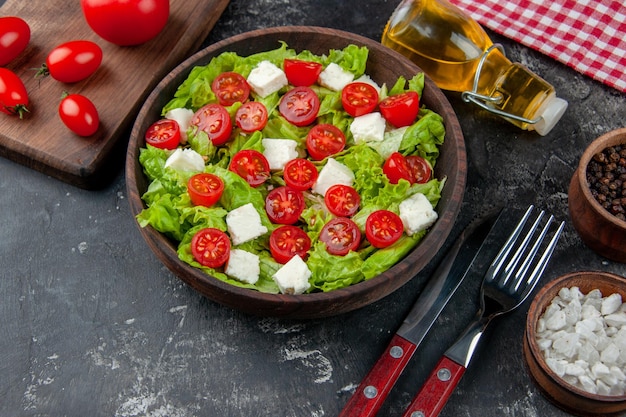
xmin=269 ymin=225 xmax=312 ymax=264
xmin=229 ymin=149 xmax=270 ymax=187
xmin=324 ymin=184 xmax=360 ymax=217
xmin=366 ymin=210 xmax=404 ymax=248
xmin=319 ymin=217 xmax=361 ymax=256
xmin=341 ymin=82 xmax=378 ymax=117
xmin=406 ymin=155 xmax=432 ymax=184
xmin=38 ymin=40 xmax=102 ymax=83
xmin=265 ymin=186 xmax=305 ymax=225
xmin=283 ymin=158 xmax=318 ymax=191
xmin=279 ymin=86 xmax=320 ymax=127
xmin=212 ymin=72 xmax=250 ymax=106
xmin=379 ymin=91 xmax=420 ymax=127
xmin=145 ymin=119 xmax=181 ymax=149
xmin=0 ymin=16 xmax=30 ymax=66
xmin=0 ymin=68 xmax=29 ymax=118
xmin=191 ymin=103 xmax=232 ymax=145
xmin=283 ymin=59 xmax=323 ymax=87
xmin=235 ymin=101 xmax=267 ymax=133
xmin=190 ymin=228 xmax=230 ymax=268
xmin=383 ymin=152 xmax=412 ymax=184
xmin=306 ymin=123 xmax=346 ymax=161
xmin=188 ymin=173 xmax=224 ymax=207
xmin=59 ymin=93 xmax=99 ymax=136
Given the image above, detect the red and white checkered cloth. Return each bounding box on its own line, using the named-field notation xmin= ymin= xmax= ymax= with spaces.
xmin=449 ymin=0 xmax=626 ymax=92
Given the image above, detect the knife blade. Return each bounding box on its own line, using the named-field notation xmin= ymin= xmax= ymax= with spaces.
xmin=338 ymin=209 xmax=504 ymax=417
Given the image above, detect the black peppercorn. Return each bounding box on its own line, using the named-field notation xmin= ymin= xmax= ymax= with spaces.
xmin=586 ymin=144 xmax=626 ymax=220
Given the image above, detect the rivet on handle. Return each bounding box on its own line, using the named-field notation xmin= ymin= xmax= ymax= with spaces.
xmin=437 ymin=368 xmax=451 ymax=382
xmin=363 ymin=385 xmax=378 ymax=399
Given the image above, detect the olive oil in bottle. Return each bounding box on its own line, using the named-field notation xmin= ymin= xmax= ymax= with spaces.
xmin=382 ymin=0 xmax=567 ymax=135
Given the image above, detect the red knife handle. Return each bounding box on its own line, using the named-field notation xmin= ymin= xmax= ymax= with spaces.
xmin=338 ymin=334 xmax=417 ymax=417
xmin=401 ymin=356 xmax=465 ymax=417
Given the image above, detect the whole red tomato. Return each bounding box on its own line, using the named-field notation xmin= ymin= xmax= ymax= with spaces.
xmin=0 ymin=16 xmax=31 ymax=66
xmin=59 ymin=94 xmax=100 ymax=137
xmin=80 ymin=0 xmax=169 ymax=46
xmin=40 ymin=40 xmax=102 ymax=83
xmin=0 ymin=68 xmax=29 ymax=118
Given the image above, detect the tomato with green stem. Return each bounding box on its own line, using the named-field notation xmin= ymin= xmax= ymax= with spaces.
xmin=36 ymin=40 xmax=102 ymax=83
xmin=0 ymin=68 xmax=29 ymax=118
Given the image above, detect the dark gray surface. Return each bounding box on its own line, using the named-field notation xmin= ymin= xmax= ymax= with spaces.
xmin=2 ymin=1 xmax=625 ymax=416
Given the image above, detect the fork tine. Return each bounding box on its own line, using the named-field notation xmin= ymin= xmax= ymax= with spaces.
xmin=522 ymin=220 xmax=565 ymax=295
xmin=501 ymin=210 xmax=546 ymax=286
xmin=511 ymin=214 xmax=554 ymax=291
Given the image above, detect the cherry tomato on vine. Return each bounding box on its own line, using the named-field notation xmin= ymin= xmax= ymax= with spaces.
xmin=0 ymin=68 xmax=29 ymax=118
xmin=324 ymin=184 xmax=360 ymax=217
xmin=212 ymin=72 xmax=250 ymax=106
xmin=269 ymin=225 xmax=312 ymax=264
xmin=187 ymin=173 xmax=224 ymax=207
xmin=145 ymin=119 xmax=181 ymax=149
xmin=406 ymin=155 xmax=432 ymax=184
xmin=37 ymin=40 xmax=102 ymax=83
xmin=283 ymin=59 xmax=323 ymax=87
xmin=191 ymin=103 xmax=232 ymax=145
xmin=279 ymin=86 xmax=320 ymax=127
xmin=341 ymin=82 xmax=378 ymax=117
xmin=305 ymin=123 xmax=346 ymax=161
xmin=319 ymin=217 xmax=361 ymax=256
xmin=80 ymin=0 xmax=169 ymax=46
xmin=379 ymin=91 xmax=420 ymax=127
xmin=235 ymin=101 xmax=267 ymax=133
xmin=365 ymin=210 xmax=404 ymax=248
xmin=383 ymin=152 xmax=412 ymax=184
xmin=58 ymin=93 xmax=99 ymax=136
xmin=229 ymin=149 xmax=270 ymax=187
xmin=191 ymin=228 xmax=230 ymax=268
xmin=0 ymin=16 xmax=30 ymax=66
xmin=265 ymin=186 xmax=305 ymax=225
xmin=283 ymin=158 xmax=318 ymax=191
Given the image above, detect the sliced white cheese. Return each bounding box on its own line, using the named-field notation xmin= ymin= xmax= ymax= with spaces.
xmin=247 ymin=60 xmax=288 ymax=98
xmin=262 ymin=138 xmax=299 ymax=170
xmin=226 ymin=203 xmax=268 ymax=245
xmin=272 ymin=255 xmax=311 ymax=295
xmin=399 ymin=193 xmax=438 ymax=236
xmin=311 ymin=158 xmax=355 ymax=196
xmin=164 ymin=148 xmax=205 ymax=172
xmin=225 ymin=249 xmax=260 ymax=285
xmin=318 ymin=62 xmax=354 ymax=91
xmin=350 ymin=112 xmax=386 ymax=144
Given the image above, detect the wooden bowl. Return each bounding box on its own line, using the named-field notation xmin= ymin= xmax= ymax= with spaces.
xmin=569 ymin=128 xmax=626 ymax=263
xmin=524 ymin=271 xmax=626 ymax=416
xmin=125 ymin=26 xmax=466 ymax=318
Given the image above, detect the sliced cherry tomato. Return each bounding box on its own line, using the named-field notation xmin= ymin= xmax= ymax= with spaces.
xmin=0 ymin=16 xmax=30 ymax=66
xmin=269 ymin=225 xmax=312 ymax=264
xmin=341 ymin=82 xmax=379 ymax=117
xmin=188 ymin=173 xmax=224 ymax=207
xmin=265 ymin=186 xmax=305 ymax=225
xmin=319 ymin=217 xmax=361 ymax=256
xmin=366 ymin=210 xmax=404 ymax=248
xmin=383 ymin=152 xmax=412 ymax=184
xmin=190 ymin=228 xmax=231 ymax=268
xmin=229 ymin=149 xmax=270 ymax=187
xmin=212 ymin=72 xmax=250 ymax=106
xmin=283 ymin=59 xmax=323 ymax=87
xmin=406 ymin=155 xmax=432 ymax=184
xmin=305 ymin=123 xmax=346 ymax=161
xmin=37 ymin=40 xmax=102 ymax=83
xmin=324 ymin=184 xmax=360 ymax=217
xmin=191 ymin=103 xmax=232 ymax=145
xmin=58 ymin=93 xmax=99 ymax=136
xmin=235 ymin=101 xmax=267 ymax=133
xmin=379 ymin=91 xmax=420 ymax=127
xmin=80 ymin=0 xmax=169 ymax=46
xmin=145 ymin=118 xmax=181 ymax=149
xmin=279 ymin=86 xmax=320 ymax=127
xmin=283 ymin=158 xmax=318 ymax=191
xmin=0 ymin=68 xmax=29 ymax=118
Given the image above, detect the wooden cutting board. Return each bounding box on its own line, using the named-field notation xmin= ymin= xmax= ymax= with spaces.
xmin=0 ymin=0 xmax=230 ymax=189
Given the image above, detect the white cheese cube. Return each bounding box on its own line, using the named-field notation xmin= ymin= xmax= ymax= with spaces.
xmin=398 ymin=193 xmax=438 ymax=236
xmin=311 ymin=158 xmax=355 ymax=196
xmin=262 ymin=138 xmax=299 ymax=170
xmin=350 ymin=112 xmax=386 ymax=144
xmin=272 ymin=255 xmax=311 ymax=295
xmin=318 ymin=63 xmax=354 ymax=91
xmin=247 ymin=60 xmax=288 ymax=98
xmin=164 ymin=148 xmax=205 ymax=172
xmin=164 ymin=107 xmax=194 ymax=143
xmin=226 ymin=203 xmax=268 ymax=245
xmin=225 ymin=249 xmax=260 ymax=285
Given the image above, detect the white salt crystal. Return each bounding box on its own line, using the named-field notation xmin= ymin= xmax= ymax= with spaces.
xmin=553 ymin=333 xmax=581 ymax=358
xmin=581 ymin=304 xmax=602 ymax=320
xmin=591 ymin=362 xmax=611 ymax=379
xmin=601 ymin=343 xmax=620 ymax=364
xmin=546 ymin=358 xmax=567 ymax=377
xmin=578 ymin=375 xmax=598 ymax=394
xmin=602 ymin=293 xmax=623 ymax=315
xmin=605 ymin=312 xmax=626 ymax=327
xmin=546 ymin=310 xmax=568 ymax=331
xmin=565 ymin=362 xmax=586 ymax=376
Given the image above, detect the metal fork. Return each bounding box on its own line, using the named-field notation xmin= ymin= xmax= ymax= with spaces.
xmin=401 ymin=205 xmax=565 ymax=417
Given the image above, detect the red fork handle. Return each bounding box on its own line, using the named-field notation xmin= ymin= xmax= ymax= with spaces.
xmin=401 ymin=356 xmax=466 ymax=417
xmin=338 ymin=334 xmax=417 ymax=417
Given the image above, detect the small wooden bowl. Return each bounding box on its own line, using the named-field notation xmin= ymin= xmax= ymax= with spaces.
xmin=568 ymin=128 xmax=626 ymax=263
xmin=524 ymin=271 xmax=626 ymax=416
xmin=125 ymin=26 xmax=466 ymax=318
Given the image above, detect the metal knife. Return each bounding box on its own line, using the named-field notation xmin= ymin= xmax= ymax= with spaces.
xmin=338 ymin=210 xmax=503 ymax=417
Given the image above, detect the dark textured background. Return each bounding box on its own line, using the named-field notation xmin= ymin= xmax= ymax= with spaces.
xmin=2 ymin=0 xmax=625 ymax=416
